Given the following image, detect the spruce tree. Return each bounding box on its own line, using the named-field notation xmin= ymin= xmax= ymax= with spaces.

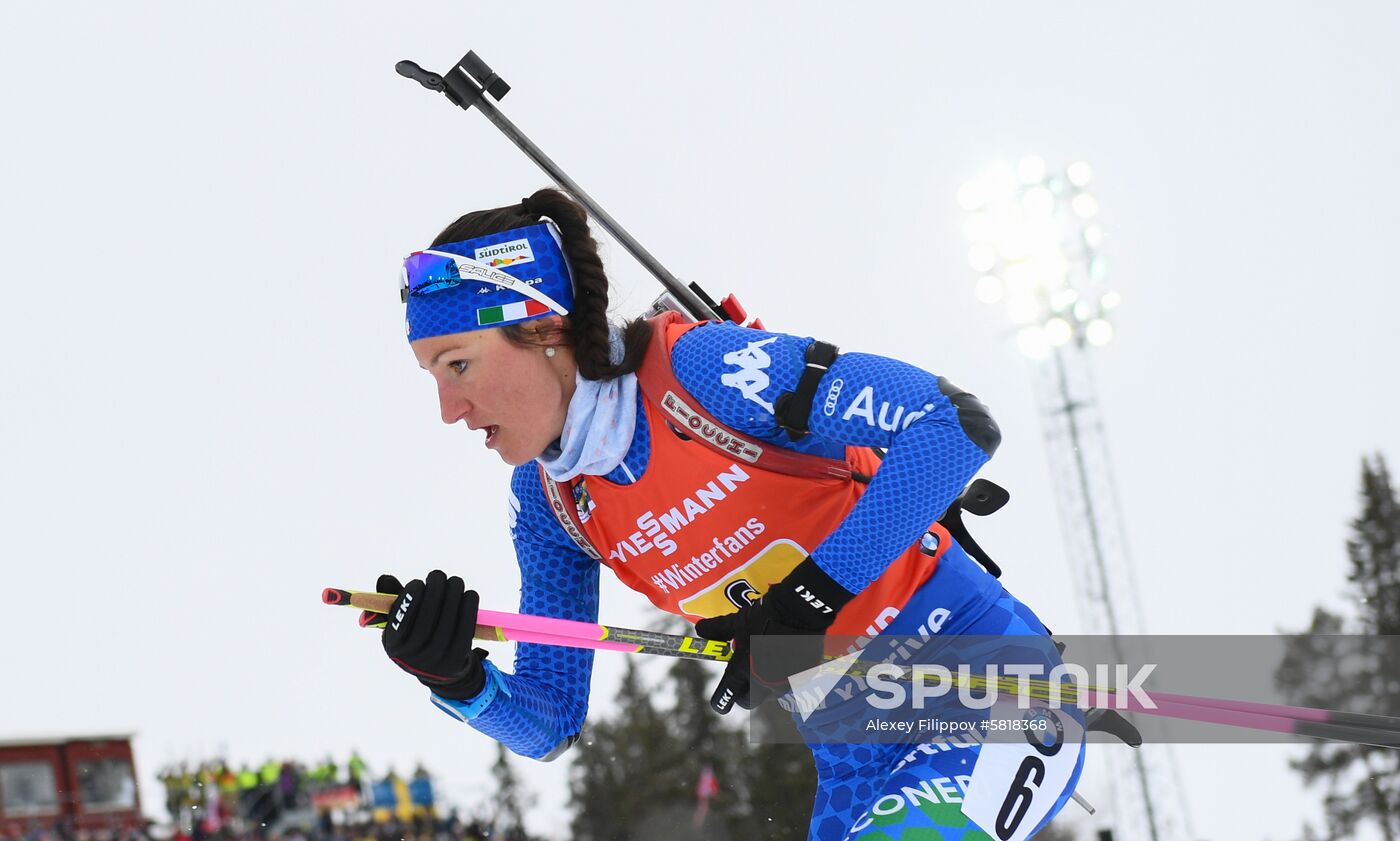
xmin=734 ymin=738 xmax=815 ymax=839
xmin=1277 ymin=454 xmax=1400 ymax=841
xmin=569 ymin=659 xmax=677 ymax=841
xmin=568 ymin=647 xmax=819 ymax=840
xmin=661 ymin=622 xmax=816 ymax=840
xmin=667 ymin=655 xmax=750 ymax=841
xmin=491 ymin=742 xmax=534 ymax=841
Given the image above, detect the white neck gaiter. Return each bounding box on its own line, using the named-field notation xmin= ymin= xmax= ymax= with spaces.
xmin=537 ymin=325 xmax=638 ymax=482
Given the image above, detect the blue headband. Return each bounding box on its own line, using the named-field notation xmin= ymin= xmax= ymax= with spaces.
xmin=401 ymin=222 xmax=576 ymax=342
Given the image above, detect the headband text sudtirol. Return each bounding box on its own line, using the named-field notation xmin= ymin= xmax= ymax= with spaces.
xmin=401 ymin=222 xmax=575 ymax=341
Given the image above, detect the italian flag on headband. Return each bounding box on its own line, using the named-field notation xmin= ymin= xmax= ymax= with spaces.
xmin=477 ymin=299 xmax=550 ymax=326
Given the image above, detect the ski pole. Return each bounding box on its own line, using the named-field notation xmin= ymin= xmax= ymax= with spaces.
xmin=322 ymin=588 xmax=731 ymax=662
xmin=950 ymin=673 xmax=1400 ymax=735
xmin=1103 ymin=694 xmax=1400 ymax=749
xmin=394 ymin=49 xmax=737 ymax=325
xmin=324 ymin=588 xmax=1400 ymax=746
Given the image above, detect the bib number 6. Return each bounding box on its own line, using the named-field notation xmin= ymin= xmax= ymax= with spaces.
xmin=993 ymin=710 xmax=1065 ymax=840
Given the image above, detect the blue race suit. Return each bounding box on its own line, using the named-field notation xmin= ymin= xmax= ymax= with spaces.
xmin=438 ymin=321 xmax=1083 ymax=840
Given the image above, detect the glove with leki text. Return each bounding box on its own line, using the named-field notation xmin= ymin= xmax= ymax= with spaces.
xmin=694 ymin=557 xmax=856 ymax=714
xmin=362 ymin=570 xmax=488 ymax=701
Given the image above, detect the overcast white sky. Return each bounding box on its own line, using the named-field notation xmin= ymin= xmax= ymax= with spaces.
xmin=4 ymin=2 xmax=1399 ymax=840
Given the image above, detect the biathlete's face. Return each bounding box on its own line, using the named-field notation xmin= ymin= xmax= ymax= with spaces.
xmin=411 ymin=318 xmax=577 ymax=467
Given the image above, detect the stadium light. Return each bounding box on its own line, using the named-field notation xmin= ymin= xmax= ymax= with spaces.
xmin=959 ymin=158 xmax=1118 ymax=359
xmin=958 ymin=162 xmax=1190 ymax=841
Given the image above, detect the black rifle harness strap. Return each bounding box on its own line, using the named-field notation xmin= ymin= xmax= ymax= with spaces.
xmin=774 ymin=339 xmax=840 ymax=442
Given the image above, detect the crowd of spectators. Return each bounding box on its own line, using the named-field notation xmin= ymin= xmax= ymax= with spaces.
xmin=142 ymin=756 xmax=513 ymax=841
xmin=2 ymin=813 xmax=510 ymax=841
xmin=2 ymin=755 xmax=525 ymax=841
xmin=171 ymin=812 xmax=503 ymax=841
xmin=156 ymin=754 xmax=375 ymax=828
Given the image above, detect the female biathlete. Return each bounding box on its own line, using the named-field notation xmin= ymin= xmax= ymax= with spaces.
xmin=369 ymin=188 xmax=1085 ymax=841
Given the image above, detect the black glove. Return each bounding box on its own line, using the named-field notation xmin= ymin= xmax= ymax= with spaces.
xmin=363 ymin=570 xmax=488 ymax=701
xmin=694 ymin=557 xmax=856 ymax=714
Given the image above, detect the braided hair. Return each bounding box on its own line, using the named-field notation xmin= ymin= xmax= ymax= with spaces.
xmin=429 ymin=188 xmax=652 ymax=381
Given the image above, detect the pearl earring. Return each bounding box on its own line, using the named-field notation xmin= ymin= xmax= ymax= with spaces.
xmin=545 ymin=347 xmax=557 ymax=358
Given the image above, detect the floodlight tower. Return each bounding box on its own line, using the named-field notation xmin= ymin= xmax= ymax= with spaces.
xmin=959 ymin=158 xmax=1190 ymax=841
